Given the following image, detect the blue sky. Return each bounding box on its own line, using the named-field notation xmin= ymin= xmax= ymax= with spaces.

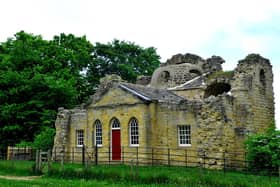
xmin=1 ymin=0 xmax=279 ymax=128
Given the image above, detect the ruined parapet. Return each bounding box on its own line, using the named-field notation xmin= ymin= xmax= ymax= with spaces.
xmin=163 ymin=53 xmax=204 ymax=66
xmin=150 ymin=53 xmax=224 ymax=89
xmin=231 ymin=54 xmax=274 ymax=133
xmin=52 ymin=107 xmax=71 ymax=160
xmin=90 ymin=74 xmax=123 ymax=104
xmin=203 ymin=55 xmax=224 ymax=73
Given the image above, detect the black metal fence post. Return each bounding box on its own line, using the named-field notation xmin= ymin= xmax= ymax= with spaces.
xmin=122 ymin=146 xmax=124 ymax=164
xmin=152 ymin=148 xmax=154 ymax=166
xmin=108 ymin=145 xmax=111 ymax=165
xmin=136 ymin=147 xmax=139 ymax=166
xmin=95 ymin=145 xmax=98 ymax=165
xmin=203 ymin=151 xmax=206 ymax=168
xmin=82 ymin=144 xmax=85 ymax=166
xmin=168 ymin=148 xmax=170 ymax=167
xmin=54 ymin=147 xmax=56 ymax=162
xmin=185 ymin=149 xmax=188 ymax=167
xmin=223 ymin=152 xmax=226 ymax=174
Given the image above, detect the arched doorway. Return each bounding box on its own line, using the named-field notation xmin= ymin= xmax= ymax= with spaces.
xmin=111 ymin=118 xmax=121 ymax=160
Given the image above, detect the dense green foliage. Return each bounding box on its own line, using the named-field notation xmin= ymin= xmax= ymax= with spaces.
xmin=0 ymin=161 xmax=279 ymax=187
xmin=245 ymin=124 xmax=280 ymax=175
xmin=87 ymin=39 xmax=160 ymax=87
xmin=0 ymin=31 xmax=160 ymax=151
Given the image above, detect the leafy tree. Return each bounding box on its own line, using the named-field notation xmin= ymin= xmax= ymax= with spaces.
xmin=245 ymin=122 xmax=280 ymax=175
xmin=87 ymin=39 xmax=160 ymax=88
xmin=0 ymin=31 xmax=84 ymax=150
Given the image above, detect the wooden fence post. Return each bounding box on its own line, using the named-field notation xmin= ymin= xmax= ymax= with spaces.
xmin=35 ymin=150 xmax=40 ymax=173
xmin=7 ymin=146 xmax=10 ymax=160
xmin=47 ymin=149 xmax=51 ymax=173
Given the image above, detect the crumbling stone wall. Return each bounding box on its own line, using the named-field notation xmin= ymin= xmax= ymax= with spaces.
xmin=231 ymin=54 xmax=274 ymax=134
xmin=52 ymin=107 xmax=71 ymax=160
xmin=52 ymin=107 xmax=87 ymax=161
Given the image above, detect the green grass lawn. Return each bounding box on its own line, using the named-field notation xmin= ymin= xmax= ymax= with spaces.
xmin=0 ymin=160 xmax=279 ymax=187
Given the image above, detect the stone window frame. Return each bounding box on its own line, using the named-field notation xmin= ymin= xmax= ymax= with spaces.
xmin=76 ymin=129 xmax=84 ymax=147
xmin=94 ymin=120 xmax=103 ymax=147
xmin=129 ymin=117 xmax=139 ymax=146
xmin=178 ymin=125 xmax=191 ymax=146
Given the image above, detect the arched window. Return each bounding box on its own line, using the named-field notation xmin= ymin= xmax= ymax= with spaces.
xmin=94 ymin=120 xmax=102 ymax=146
xmin=111 ymin=118 xmax=120 ymax=129
xmin=129 ymin=118 xmax=139 ymax=146
xmin=260 ymin=69 xmax=266 ymax=87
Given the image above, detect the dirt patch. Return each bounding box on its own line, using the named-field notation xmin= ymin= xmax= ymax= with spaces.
xmin=0 ymin=175 xmax=41 ymax=181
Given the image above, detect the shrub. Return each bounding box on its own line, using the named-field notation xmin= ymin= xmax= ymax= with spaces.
xmin=245 ymin=122 xmax=280 ymax=175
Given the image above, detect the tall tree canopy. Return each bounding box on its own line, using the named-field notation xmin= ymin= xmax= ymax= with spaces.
xmin=87 ymin=39 xmax=160 ymax=88
xmin=0 ymin=31 xmax=160 ymax=150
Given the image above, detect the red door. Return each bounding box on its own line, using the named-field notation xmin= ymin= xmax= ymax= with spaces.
xmin=112 ymin=129 xmax=121 ymax=160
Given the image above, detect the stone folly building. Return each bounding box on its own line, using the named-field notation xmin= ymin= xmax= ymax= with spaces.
xmin=53 ymin=53 xmax=274 ymax=168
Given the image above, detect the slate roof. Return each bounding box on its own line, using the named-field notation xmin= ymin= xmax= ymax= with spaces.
xmin=119 ymin=82 xmax=186 ymax=103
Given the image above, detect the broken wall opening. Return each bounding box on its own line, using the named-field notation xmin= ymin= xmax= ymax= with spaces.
xmin=204 ymin=83 xmax=231 ymax=98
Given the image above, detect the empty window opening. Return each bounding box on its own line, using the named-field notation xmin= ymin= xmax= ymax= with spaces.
xmin=260 ymin=69 xmax=266 ymax=87
xmin=204 ymin=83 xmax=231 ymax=98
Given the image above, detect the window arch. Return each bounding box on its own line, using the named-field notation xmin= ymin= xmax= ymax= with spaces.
xmin=129 ymin=118 xmax=139 ymax=146
xmin=111 ymin=118 xmax=120 ymax=129
xmin=94 ymin=120 xmax=102 ymax=146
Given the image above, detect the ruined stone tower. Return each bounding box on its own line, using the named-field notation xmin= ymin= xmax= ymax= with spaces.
xmin=231 ymin=54 xmax=274 ymax=134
